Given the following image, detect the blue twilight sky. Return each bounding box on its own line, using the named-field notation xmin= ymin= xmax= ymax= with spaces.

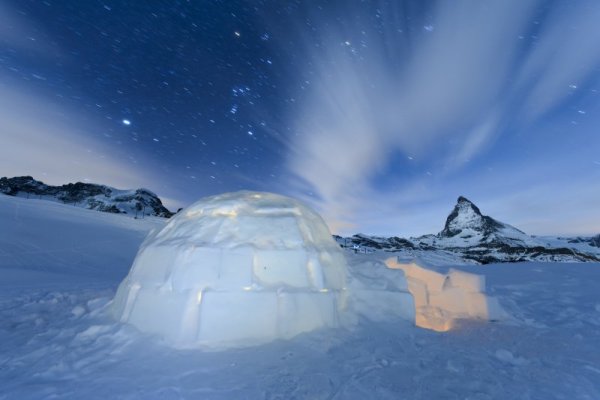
xmin=1 ymin=0 xmax=599 ymax=237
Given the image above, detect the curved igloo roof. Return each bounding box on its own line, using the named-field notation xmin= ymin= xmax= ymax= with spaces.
xmin=151 ymin=190 xmax=340 ymax=253
xmin=111 ymin=191 xmax=348 ymax=349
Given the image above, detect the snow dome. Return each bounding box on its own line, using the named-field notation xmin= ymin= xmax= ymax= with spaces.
xmin=111 ymin=191 xmax=347 ymax=349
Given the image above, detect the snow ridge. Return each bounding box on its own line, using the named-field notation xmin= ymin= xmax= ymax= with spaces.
xmin=0 ymin=176 xmax=173 ymax=218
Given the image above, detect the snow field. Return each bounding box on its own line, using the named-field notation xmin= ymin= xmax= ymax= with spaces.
xmin=2 ymin=194 xmax=600 ymax=399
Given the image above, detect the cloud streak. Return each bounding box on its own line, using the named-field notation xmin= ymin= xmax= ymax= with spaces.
xmin=284 ymin=0 xmax=600 ymax=234
xmin=0 ymin=80 xmax=181 ymax=206
xmin=0 ymin=3 xmax=185 ymax=206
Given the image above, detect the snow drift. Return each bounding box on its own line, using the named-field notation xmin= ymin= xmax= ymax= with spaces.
xmin=111 ymin=191 xmax=348 ymax=349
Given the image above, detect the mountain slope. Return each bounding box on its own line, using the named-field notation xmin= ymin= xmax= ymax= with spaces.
xmin=338 ymin=196 xmax=600 ymax=264
xmin=0 ymin=176 xmax=173 ymax=217
xmin=437 ymin=196 xmax=536 ymax=248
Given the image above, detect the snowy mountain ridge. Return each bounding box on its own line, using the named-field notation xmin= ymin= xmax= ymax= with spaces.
xmin=0 ymin=176 xmax=173 ymax=218
xmin=336 ymin=196 xmax=600 ymax=264
xmin=437 ymin=196 xmax=536 ymax=247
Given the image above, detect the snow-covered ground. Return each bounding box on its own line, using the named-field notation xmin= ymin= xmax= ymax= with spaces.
xmin=1 ymin=194 xmax=600 ymax=399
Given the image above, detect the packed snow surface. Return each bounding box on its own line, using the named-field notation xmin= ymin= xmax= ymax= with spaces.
xmin=2 ymin=194 xmax=600 ymax=399
xmin=112 ymin=191 xmax=348 ymax=349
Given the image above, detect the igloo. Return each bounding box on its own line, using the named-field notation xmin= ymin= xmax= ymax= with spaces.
xmin=111 ymin=191 xmax=347 ymax=349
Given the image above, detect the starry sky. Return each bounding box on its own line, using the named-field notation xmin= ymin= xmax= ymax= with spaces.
xmin=1 ymin=0 xmax=599 ymax=237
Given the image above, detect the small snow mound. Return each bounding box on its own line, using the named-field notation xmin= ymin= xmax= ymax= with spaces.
xmin=111 ymin=191 xmax=347 ymax=349
xmin=71 ymin=305 xmax=86 ymax=318
xmin=495 ymin=349 xmax=528 ymax=366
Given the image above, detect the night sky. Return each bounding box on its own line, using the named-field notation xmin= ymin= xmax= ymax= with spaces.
xmin=2 ymin=0 xmax=599 ymax=236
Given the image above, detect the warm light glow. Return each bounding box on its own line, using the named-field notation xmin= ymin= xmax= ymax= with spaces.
xmin=186 ymin=209 xmax=204 ymax=218
xmin=254 ymin=207 xmax=301 ymax=216
xmin=212 ymin=209 xmax=238 ymax=218
xmin=242 ymin=286 xmax=253 ymax=291
xmin=196 ymin=290 xmax=203 ymax=304
xmin=415 ymin=306 xmax=453 ymax=332
xmin=186 ymin=208 xmax=238 ymax=218
xmin=385 ymin=257 xmax=492 ymax=332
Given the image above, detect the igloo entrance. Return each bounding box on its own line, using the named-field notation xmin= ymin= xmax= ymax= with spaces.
xmin=111 ymin=191 xmax=347 ymax=349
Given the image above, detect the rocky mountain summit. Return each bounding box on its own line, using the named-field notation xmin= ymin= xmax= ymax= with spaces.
xmin=439 ymin=196 xmax=529 ymax=244
xmin=431 ymin=196 xmax=536 ymax=248
xmin=337 ymin=196 xmax=600 ymax=264
xmin=0 ymin=176 xmax=173 ymax=218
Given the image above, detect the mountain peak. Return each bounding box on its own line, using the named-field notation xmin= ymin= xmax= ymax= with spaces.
xmin=455 ymin=196 xmax=482 ymax=213
xmin=457 ymin=195 xmax=473 ymax=204
xmin=440 ymin=196 xmax=498 ymax=238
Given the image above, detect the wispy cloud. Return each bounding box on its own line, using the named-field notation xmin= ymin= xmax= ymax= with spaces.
xmin=516 ymin=2 xmax=600 ymax=122
xmin=284 ymin=0 xmax=600 ymax=234
xmin=0 ymin=83 xmax=153 ymax=191
xmin=0 ymin=2 xmax=61 ymax=59
xmin=0 ymin=3 xmax=185 ymax=206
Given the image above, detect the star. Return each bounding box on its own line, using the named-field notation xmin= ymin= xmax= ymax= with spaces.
xmin=122 ymin=119 xmax=131 ymax=126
